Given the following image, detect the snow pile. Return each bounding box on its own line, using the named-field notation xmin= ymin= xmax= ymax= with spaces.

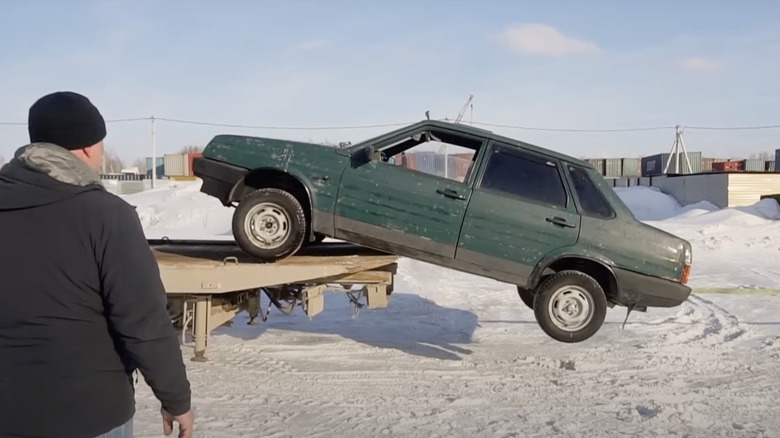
xmin=613 ymin=186 xmax=685 ymax=221
xmin=122 ymin=180 xmax=234 ymax=240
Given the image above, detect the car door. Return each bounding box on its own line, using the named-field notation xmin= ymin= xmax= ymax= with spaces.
xmin=455 ymin=141 xmax=581 ymax=281
xmin=333 ymin=130 xmax=486 ymax=261
xmin=334 ymin=154 xmax=474 ymax=260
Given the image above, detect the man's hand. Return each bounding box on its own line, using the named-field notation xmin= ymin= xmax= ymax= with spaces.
xmin=162 ymin=408 xmax=195 ymax=438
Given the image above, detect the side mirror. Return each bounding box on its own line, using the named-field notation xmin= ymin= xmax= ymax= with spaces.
xmin=350 ymin=145 xmax=374 ymax=167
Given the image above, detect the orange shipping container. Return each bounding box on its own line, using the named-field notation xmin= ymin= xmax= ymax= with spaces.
xmin=188 ymin=153 xmax=203 ymax=176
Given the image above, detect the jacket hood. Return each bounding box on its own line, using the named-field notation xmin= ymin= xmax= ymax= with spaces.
xmin=0 ymin=142 xmax=104 ymax=211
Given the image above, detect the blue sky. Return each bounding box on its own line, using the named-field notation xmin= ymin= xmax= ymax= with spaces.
xmin=1 ymin=0 xmax=779 ymax=164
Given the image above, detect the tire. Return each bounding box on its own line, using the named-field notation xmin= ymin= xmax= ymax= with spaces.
xmin=516 ymin=286 xmax=535 ymax=310
xmin=232 ymin=188 xmax=307 ymax=262
xmin=533 ymin=270 xmax=607 ymax=343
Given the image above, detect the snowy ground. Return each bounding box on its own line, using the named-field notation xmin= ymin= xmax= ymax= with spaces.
xmin=124 ymin=181 xmax=780 ymax=438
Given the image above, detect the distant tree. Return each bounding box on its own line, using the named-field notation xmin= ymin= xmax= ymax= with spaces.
xmin=99 ymin=149 xmax=125 ymax=174
xmin=179 ymin=145 xmax=204 ymax=154
xmin=0 ymin=155 xmax=5 ymax=168
xmin=132 ymin=157 xmax=147 ymax=173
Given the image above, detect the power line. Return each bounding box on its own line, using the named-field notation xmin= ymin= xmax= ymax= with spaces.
xmin=154 ymin=117 xmax=416 ymax=130
xmin=684 ymin=124 xmax=780 ymax=131
xmin=469 ymin=121 xmax=673 ymax=132
xmin=0 ymin=117 xmax=150 ymax=126
xmin=2 ymin=116 xmax=780 ymax=132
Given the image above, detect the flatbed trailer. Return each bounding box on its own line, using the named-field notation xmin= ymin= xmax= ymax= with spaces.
xmin=150 ymin=240 xmax=399 ymax=361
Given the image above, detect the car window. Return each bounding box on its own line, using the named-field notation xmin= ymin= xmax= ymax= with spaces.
xmin=479 ymin=145 xmax=567 ymax=208
xmin=378 ymin=129 xmax=482 ymax=183
xmin=566 ymin=165 xmax=614 ymax=218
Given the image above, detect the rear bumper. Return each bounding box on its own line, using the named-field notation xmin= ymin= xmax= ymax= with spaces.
xmin=192 ymin=157 xmax=247 ymax=204
xmin=613 ymin=267 xmax=692 ymax=308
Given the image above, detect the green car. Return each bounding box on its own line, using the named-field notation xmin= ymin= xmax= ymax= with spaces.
xmin=193 ymin=120 xmax=693 ymax=343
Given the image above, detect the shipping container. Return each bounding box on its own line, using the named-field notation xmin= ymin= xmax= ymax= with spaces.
xmin=188 ymin=153 xmax=203 ymax=176
xmin=776 ymin=149 xmax=780 ymax=169
xmin=164 ymin=153 xmax=189 ymax=176
xmin=701 ymin=158 xmax=729 ymax=172
xmin=586 ymin=159 xmax=605 ymax=175
xmin=413 ymin=151 xmax=437 ymax=175
xmin=742 ymin=159 xmax=765 ymax=172
xmin=145 ymin=157 xmax=164 ymax=177
xmin=766 ymin=161 xmax=776 ymax=172
xmin=604 ymin=158 xmax=623 ymax=177
xmin=621 ymin=158 xmax=641 ymax=176
xmin=402 ymin=152 xmax=416 ymax=170
xmin=447 ymin=153 xmax=473 ymax=181
xmin=712 ymin=161 xmax=744 ymax=172
xmin=678 ymin=151 xmax=702 ymax=174
xmin=642 ymin=152 xmax=702 ymax=176
xmin=641 ymin=154 xmax=665 ymax=176
xmin=434 ymin=153 xmax=447 ymax=177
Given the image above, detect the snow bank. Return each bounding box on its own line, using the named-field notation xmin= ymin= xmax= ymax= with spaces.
xmin=613 ymin=186 xmax=683 ymax=221
xmin=122 ymin=179 xmax=234 ymax=240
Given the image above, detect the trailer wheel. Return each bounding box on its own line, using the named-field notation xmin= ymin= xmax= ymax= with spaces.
xmin=516 ymin=286 xmax=534 ymax=310
xmin=533 ymin=270 xmax=607 ymax=343
xmin=233 ymin=188 xmax=307 ymax=262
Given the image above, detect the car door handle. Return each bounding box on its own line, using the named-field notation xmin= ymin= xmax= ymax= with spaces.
xmin=546 ymin=216 xmax=576 ymax=228
xmin=436 ymin=188 xmax=466 ymax=200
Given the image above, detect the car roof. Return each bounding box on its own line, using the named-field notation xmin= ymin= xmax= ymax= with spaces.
xmin=350 ymin=119 xmax=593 ymax=169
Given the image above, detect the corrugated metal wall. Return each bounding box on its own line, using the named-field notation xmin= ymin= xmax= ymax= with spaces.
xmin=727 ymin=173 xmax=780 ymax=207
xmin=650 ymin=174 xmax=729 ymax=208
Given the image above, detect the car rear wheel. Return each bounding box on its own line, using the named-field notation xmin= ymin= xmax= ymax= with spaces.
xmin=232 ymin=188 xmax=307 ymax=262
xmin=533 ymin=270 xmax=607 ymax=343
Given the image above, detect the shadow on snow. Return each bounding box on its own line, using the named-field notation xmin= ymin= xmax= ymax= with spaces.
xmin=212 ymin=291 xmax=480 ymax=361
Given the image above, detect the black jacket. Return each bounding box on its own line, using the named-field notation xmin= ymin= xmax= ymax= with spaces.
xmin=0 ymin=149 xmax=191 ymax=438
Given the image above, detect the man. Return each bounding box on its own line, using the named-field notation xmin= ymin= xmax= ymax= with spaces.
xmin=0 ymin=92 xmax=194 ymax=438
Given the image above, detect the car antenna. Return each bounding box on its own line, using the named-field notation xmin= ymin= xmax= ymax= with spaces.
xmin=621 ymin=303 xmax=636 ymax=330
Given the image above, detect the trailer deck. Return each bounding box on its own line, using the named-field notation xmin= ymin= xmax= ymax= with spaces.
xmin=151 ymin=240 xmax=399 ymax=361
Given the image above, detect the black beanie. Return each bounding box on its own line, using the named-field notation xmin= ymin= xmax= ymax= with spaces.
xmin=28 ymin=91 xmax=107 ymax=150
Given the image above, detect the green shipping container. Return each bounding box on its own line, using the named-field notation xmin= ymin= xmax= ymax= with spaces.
xmin=621 ymin=158 xmax=641 ymax=176
xmin=586 ymin=159 xmax=605 ymax=175
xmin=743 ymin=159 xmax=765 ymax=172
xmin=604 ymin=158 xmax=623 ymax=177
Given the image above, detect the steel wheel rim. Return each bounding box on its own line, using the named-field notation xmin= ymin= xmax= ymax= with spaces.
xmin=244 ymin=202 xmax=291 ymax=250
xmin=547 ymin=285 xmax=594 ymax=332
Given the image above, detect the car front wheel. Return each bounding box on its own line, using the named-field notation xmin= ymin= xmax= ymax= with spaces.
xmin=533 ymin=270 xmax=607 ymax=343
xmin=232 ymin=188 xmax=307 ymax=262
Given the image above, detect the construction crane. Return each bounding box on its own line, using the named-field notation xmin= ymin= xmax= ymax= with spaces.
xmin=454 ymin=94 xmax=474 ymax=124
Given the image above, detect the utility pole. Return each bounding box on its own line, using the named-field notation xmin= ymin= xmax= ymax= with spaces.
xmin=663 ymin=125 xmax=693 ymax=174
xmin=151 ymin=115 xmax=157 ymax=188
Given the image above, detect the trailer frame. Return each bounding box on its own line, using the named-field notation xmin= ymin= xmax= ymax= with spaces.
xmin=151 ymin=240 xmax=398 ymax=361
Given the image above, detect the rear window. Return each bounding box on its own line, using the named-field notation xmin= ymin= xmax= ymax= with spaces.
xmin=567 ymin=165 xmax=614 ymax=218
